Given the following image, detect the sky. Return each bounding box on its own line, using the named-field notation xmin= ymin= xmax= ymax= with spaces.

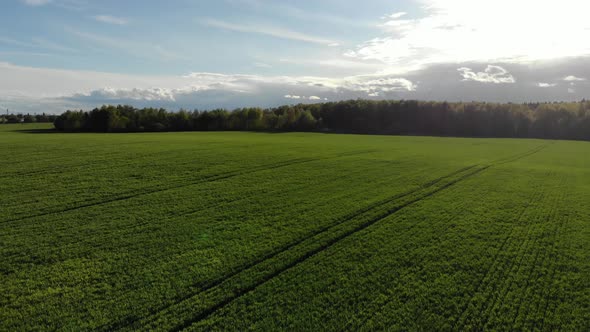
xmin=2 ymin=0 xmax=590 ymax=113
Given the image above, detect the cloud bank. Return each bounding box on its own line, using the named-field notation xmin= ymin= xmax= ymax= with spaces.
xmin=0 ymin=62 xmax=418 ymax=113
xmin=3 ymin=55 xmax=590 ymax=114
xmin=346 ymin=0 xmax=590 ymax=73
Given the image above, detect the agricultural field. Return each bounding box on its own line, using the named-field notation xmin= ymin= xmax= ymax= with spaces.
xmin=0 ymin=123 xmax=588 ymax=331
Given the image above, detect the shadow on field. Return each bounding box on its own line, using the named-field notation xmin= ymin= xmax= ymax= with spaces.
xmin=15 ymin=128 xmax=61 ymax=134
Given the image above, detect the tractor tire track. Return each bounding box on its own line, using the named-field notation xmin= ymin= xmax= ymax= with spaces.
xmin=2 ymin=160 xmax=402 ymax=267
xmin=493 ymin=144 xmax=550 ymax=166
xmin=0 ymin=157 xmax=320 ymax=225
xmin=3 ymin=150 xmax=378 ymax=225
xmin=354 ymin=143 xmax=551 ymax=331
xmin=103 ymin=164 xmax=481 ymax=331
xmin=353 ymin=145 xmax=552 ymax=331
xmin=0 ymin=141 xmax=159 ymax=168
xmin=0 ymin=145 xmax=225 ymax=179
xmin=124 ymin=144 xmax=549 ymax=331
xmin=127 ymin=166 xmax=489 ymax=332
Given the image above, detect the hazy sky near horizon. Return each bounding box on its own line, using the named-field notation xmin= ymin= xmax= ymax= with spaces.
xmin=2 ymin=0 xmax=590 ymax=113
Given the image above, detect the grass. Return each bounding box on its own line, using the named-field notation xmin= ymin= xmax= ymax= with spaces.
xmin=1 ymin=123 xmax=588 ymax=331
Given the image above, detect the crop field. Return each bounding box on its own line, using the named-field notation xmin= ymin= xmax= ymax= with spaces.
xmin=0 ymin=123 xmax=588 ymax=331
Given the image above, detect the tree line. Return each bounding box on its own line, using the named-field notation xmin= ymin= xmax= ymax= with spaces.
xmin=53 ymin=100 xmax=590 ymax=141
xmin=1 ymin=113 xmax=57 ymax=124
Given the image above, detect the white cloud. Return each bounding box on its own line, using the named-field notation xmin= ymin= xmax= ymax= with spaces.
xmin=22 ymin=0 xmax=51 ymax=6
xmin=284 ymin=95 xmax=326 ymax=101
xmin=563 ymin=75 xmax=586 ymax=81
xmin=200 ymin=18 xmax=338 ymax=45
xmin=78 ymin=87 xmax=177 ymax=101
xmin=346 ymin=0 xmax=590 ymax=73
xmin=383 ymin=12 xmax=407 ymax=19
xmin=457 ymin=65 xmax=515 ymax=84
xmin=537 ymin=83 xmax=557 ymax=88
xmin=94 ymin=15 xmax=128 ymax=25
xmin=343 ymin=77 xmax=417 ymax=97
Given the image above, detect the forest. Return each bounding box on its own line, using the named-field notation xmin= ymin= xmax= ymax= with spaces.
xmin=53 ymin=100 xmax=590 ymax=140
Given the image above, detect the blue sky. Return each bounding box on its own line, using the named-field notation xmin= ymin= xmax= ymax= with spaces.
xmin=0 ymin=0 xmax=408 ymax=75
xmin=2 ymin=0 xmax=590 ymax=113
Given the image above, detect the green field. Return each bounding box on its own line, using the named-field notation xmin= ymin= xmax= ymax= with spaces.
xmin=1 ymin=123 xmax=588 ymax=331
